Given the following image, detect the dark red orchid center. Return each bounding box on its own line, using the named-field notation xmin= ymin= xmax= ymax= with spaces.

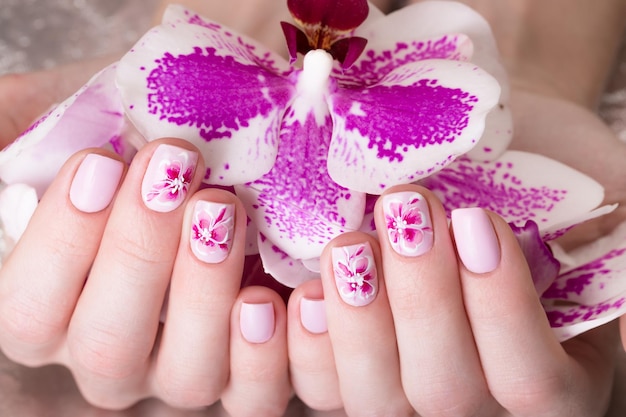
xmin=282 ymin=0 xmax=369 ymax=68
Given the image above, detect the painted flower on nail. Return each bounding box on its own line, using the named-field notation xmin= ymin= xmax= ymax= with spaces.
xmin=191 ymin=201 xmax=234 ymax=263
xmin=142 ymin=145 xmax=198 ymax=212
xmin=333 ymin=242 xmax=377 ymax=306
xmin=384 ymin=192 xmax=433 ymax=257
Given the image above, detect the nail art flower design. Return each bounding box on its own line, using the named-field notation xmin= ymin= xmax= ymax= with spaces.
xmin=333 ymin=242 xmax=377 ymax=307
xmin=191 ymin=201 xmax=234 ymax=264
xmin=383 ymin=192 xmax=433 ymax=257
xmin=142 ymin=144 xmax=197 ymax=212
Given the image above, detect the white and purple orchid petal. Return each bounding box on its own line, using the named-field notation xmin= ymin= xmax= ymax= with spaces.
xmin=510 ymin=221 xmax=560 ymax=296
xmin=116 ymin=10 xmax=295 ymax=185
xmin=336 ymin=33 xmax=473 ymax=87
xmin=328 ymin=59 xmax=500 ymax=194
xmin=541 ymin=204 xmax=618 ymax=242
xmin=422 ymin=151 xmax=606 ymax=232
xmin=354 ymin=1 xmax=511 ymax=160
xmin=545 ymin=293 xmax=626 ymax=342
xmin=235 ymin=68 xmax=366 ymax=260
xmin=0 ymin=64 xmax=124 ymax=197
xmin=542 ymin=238 xmax=626 ymax=306
xmin=0 ymin=183 xmax=38 ymax=243
xmin=257 ymin=233 xmax=319 ymax=288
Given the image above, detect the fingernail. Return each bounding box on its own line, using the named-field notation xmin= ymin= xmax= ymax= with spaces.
xmin=190 ymin=201 xmax=235 ymax=263
xmin=141 ymin=144 xmax=198 ymax=212
xmin=451 ymin=208 xmax=500 ymax=274
xmin=332 ymin=242 xmax=378 ymax=307
xmin=70 ymin=154 xmax=124 ymax=213
xmin=240 ymin=302 xmax=275 ymax=344
xmin=300 ymin=298 xmax=327 ymax=334
xmin=382 ymin=191 xmax=433 ymax=257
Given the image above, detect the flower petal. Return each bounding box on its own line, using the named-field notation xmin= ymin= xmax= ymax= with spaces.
xmin=0 ymin=64 xmax=124 ymax=197
xmin=287 ymin=0 xmax=369 ymax=31
xmin=421 ymin=151 xmax=606 ymax=233
xmin=257 ymin=232 xmax=319 ymax=288
xmin=116 ymin=5 xmax=295 ymax=185
xmin=354 ymin=1 xmax=512 ymax=160
xmin=0 ymin=183 xmax=38 ymax=243
xmin=545 ymin=294 xmax=626 ymax=342
xmin=235 ymin=99 xmax=365 ymax=260
xmin=510 ymin=221 xmax=560 ymax=296
xmin=328 ymin=59 xmax=500 ymax=194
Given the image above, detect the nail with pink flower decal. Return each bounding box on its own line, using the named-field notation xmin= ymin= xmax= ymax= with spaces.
xmin=382 ymin=191 xmax=433 ymax=257
xmin=190 ymin=201 xmax=235 ymax=264
xmin=332 ymin=242 xmax=378 ymax=307
xmin=141 ymin=144 xmax=198 ymax=212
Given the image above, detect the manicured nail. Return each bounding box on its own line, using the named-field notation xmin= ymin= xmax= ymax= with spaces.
xmin=451 ymin=208 xmax=500 ymax=274
xmin=69 ymin=154 xmax=124 ymax=213
xmin=141 ymin=144 xmax=198 ymax=212
xmin=332 ymin=242 xmax=378 ymax=307
xmin=240 ymin=302 xmax=275 ymax=344
xmin=190 ymin=201 xmax=235 ymax=263
xmin=300 ymin=298 xmax=327 ymax=334
xmin=382 ymin=191 xmax=433 ymax=257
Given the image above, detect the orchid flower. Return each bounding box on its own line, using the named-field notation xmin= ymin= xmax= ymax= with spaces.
xmin=0 ymin=0 xmax=622 ymax=340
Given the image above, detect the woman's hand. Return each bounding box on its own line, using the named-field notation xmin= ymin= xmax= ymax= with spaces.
xmin=0 ymin=139 xmax=291 ymax=415
xmin=288 ymin=184 xmax=620 ymax=417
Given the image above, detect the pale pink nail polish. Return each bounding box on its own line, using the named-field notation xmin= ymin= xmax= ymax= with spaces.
xmin=332 ymin=242 xmax=378 ymax=307
xmin=240 ymin=302 xmax=275 ymax=344
xmin=451 ymin=208 xmax=500 ymax=274
xmin=141 ymin=144 xmax=198 ymax=212
xmin=190 ymin=201 xmax=235 ymax=263
xmin=69 ymin=154 xmax=124 ymax=213
xmin=300 ymin=298 xmax=327 ymax=334
xmin=382 ymin=191 xmax=433 ymax=257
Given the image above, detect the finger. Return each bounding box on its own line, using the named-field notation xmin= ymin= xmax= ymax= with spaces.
xmin=66 ymin=139 xmax=203 ymax=408
xmin=221 ymin=287 xmax=291 ymax=417
xmin=152 ymin=188 xmax=246 ymax=408
xmin=320 ymin=233 xmax=413 ymax=417
xmin=374 ymin=185 xmax=499 ymax=416
xmin=0 ymin=150 xmax=124 ymax=365
xmin=452 ymin=208 xmax=613 ymax=416
xmin=288 ymin=279 xmax=342 ymax=411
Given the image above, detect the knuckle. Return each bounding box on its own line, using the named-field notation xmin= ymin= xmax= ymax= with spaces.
xmin=155 ymin=365 xmax=224 ymax=408
xmin=411 ymin=384 xmax=490 ymax=417
xmin=492 ymin=370 xmax=570 ymax=413
xmin=0 ymin=294 xmax=66 ymax=347
xmin=68 ymin=323 xmax=144 ymax=380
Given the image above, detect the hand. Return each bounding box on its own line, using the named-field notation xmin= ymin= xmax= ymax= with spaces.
xmin=287 ymin=184 xmax=619 ymax=417
xmin=0 ymin=139 xmax=291 ymax=415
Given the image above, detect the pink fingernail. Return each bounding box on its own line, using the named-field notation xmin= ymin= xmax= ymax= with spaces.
xmin=451 ymin=208 xmax=500 ymax=274
xmin=382 ymin=191 xmax=433 ymax=257
xmin=70 ymin=154 xmax=124 ymax=213
xmin=240 ymin=302 xmax=275 ymax=344
xmin=141 ymin=144 xmax=198 ymax=213
xmin=190 ymin=201 xmax=235 ymax=264
xmin=332 ymin=242 xmax=378 ymax=307
xmin=300 ymin=298 xmax=327 ymax=334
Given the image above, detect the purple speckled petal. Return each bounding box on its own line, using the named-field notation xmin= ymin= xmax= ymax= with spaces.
xmin=510 ymin=221 xmax=560 ymax=296
xmin=235 ymin=96 xmax=366 ymax=260
xmin=421 ymin=151 xmax=606 ymax=233
xmin=543 ymin=241 xmax=626 ymax=306
xmin=545 ymin=293 xmax=626 ymax=342
xmin=116 ymin=5 xmax=295 ymax=185
xmin=328 ymin=59 xmax=500 ymax=194
xmin=257 ymin=233 xmax=319 ymax=288
xmin=353 ymin=1 xmax=511 ymax=160
xmin=0 ymin=64 xmax=124 ymax=197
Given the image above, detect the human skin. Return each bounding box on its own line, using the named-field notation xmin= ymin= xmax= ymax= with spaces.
xmin=0 ymin=0 xmax=626 ymax=415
